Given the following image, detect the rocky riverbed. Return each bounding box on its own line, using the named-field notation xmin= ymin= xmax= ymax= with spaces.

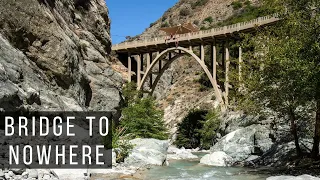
xmin=1 ymin=137 xmax=320 ymax=179
xmin=90 ymin=138 xmax=320 ymax=180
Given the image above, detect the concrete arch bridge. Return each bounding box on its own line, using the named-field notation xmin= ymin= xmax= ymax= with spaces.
xmin=112 ymin=14 xmax=279 ymax=111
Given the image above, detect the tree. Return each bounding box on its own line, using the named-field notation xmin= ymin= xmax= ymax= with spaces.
xmin=175 ymin=109 xmax=207 ymax=149
xmin=120 ymin=83 xmax=168 ymax=140
xmin=240 ymin=0 xmax=320 ymax=157
xmin=199 ymin=110 xmax=221 ymax=149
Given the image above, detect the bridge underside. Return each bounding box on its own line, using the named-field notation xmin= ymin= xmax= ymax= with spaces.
xmin=115 ymin=39 xmax=244 ymax=111
xmin=112 ymin=15 xmax=279 ymax=111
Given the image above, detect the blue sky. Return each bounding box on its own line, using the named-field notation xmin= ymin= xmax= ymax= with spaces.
xmin=106 ymin=0 xmax=178 ymax=44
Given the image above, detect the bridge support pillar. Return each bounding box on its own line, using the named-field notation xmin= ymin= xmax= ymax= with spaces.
xmin=225 ymin=41 xmax=230 ymax=107
xmin=157 ymin=51 xmax=162 ymax=70
xmin=140 ymin=54 xmax=144 ymax=72
xmin=128 ymin=53 xmax=131 ymax=82
xmin=147 ymin=53 xmax=151 ymax=68
xmin=137 ymin=55 xmax=141 ymax=86
xmin=211 ymin=42 xmax=217 ymax=81
xmin=200 ymin=44 xmax=205 ymax=62
xmin=149 ymin=52 xmax=153 ymax=88
xmin=239 ymin=46 xmax=242 ymax=82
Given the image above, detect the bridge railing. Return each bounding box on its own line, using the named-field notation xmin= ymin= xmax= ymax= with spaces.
xmin=112 ymin=13 xmax=279 ymax=50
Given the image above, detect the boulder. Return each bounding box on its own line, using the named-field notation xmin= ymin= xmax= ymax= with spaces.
xmin=43 ymin=174 xmax=51 ymax=180
xmin=4 ymin=173 xmax=10 ymax=180
xmin=53 ymin=169 xmax=87 ymax=180
xmin=211 ymin=124 xmax=273 ymax=163
xmin=245 ymin=155 xmax=260 ymax=162
xmin=124 ymin=138 xmax=169 ymax=168
xmin=27 ymin=169 xmax=38 ymax=179
xmin=266 ymin=175 xmax=320 ymax=180
xmin=10 ymin=168 xmax=25 ymax=175
xmin=200 ymin=151 xmax=233 ymax=166
xmin=167 ymin=146 xmax=180 ymax=154
xmin=256 ymin=139 xmax=314 ymax=167
xmin=167 ymin=147 xmax=198 ymax=160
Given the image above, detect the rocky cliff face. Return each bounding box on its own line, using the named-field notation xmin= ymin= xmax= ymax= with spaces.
xmin=135 ymin=0 xmax=258 ymax=40
xmin=0 ymin=0 xmax=124 ymax=114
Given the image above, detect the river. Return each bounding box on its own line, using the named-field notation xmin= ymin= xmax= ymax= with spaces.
xmin=145 ymin=153 xmax=269 ymax=180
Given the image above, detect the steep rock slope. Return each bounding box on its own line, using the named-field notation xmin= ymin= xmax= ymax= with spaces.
xmin=0 ymin=0 xmax=124 ymax=113
xmin=135 ymin=0 xmax=258 ymax=39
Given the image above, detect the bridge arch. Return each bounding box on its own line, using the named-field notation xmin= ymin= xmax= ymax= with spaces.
xmin=137 ymin=47 xmax=225 ymax=110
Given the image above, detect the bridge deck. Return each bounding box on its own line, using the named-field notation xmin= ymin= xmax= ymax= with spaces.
xmin=112 ymin=14 xmax=279 ymax=54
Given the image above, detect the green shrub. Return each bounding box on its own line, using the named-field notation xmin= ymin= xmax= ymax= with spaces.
xmin=244 ymin=0 xmax=251 ymax=6
xmin=122 ymin=82 xmax=140 ymax=105
xmin=191 ymin=0 xmax=209 ymax=9
xmin=161 ymin=22 xmax=170 ymax=28
xmin=114 ymin=139 xmax=133 ymax=163
xmin=199 ymin=110 xmax=221 ymax=149
xmin=106 ymin=82 xmax=168 ymax=163
xmin=175 ymin=109 xmax=221 ymax=150
xmin=214 ymin=4 xmax=274 ymax=27
xmin=109 ymin=126 xmax=133 ymax=163
xmin=200 ymin=26 xmax=208 ymax=30
xmin=193 ymin=20 xmax=200 ymax=25
xmin=231 ymin=1 xmax=243 ymax=10
xmin=179 ymin=8 xmax=191 ymax=16
xmin=162 ymin=15 xmax=168 ymax=22
xmin=121 ymin=83 xmax=168 ymax=140
xmin=199 ymin=84 xmax=209 ymax=92
xmin=175 ymin=109 xmax=208 ymax=149
xmin=203 ymin=16 xmax=214 ymax=24
xmin=197 ymin=72 xmax=213 ymax=89
xmin=169 ymin=18 xmax=174 ymax=26
xmin=121 ymin=97 xmax=168 ymax=140
xmin=150 ymin=22 xmax=156 ymax=28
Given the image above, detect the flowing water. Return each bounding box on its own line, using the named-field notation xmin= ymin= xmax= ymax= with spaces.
xmin=145 ymin=153 xmax=269 ymax=180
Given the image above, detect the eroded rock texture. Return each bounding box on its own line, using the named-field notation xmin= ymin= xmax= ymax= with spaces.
xmin=0 ymin=0 xmax=123 ymax=113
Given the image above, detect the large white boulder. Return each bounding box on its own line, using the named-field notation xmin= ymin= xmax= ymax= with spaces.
xmin=200 ymin=151 xmax=233 ymax=166
xmin=167 ymin=146 xmax=198 ymax=160
xmin=124 ymin=138 xmax=169 ymax=168
xmin=211 ymin=124 xmax=273 ymax=162
xmin=53 ymin=169 xmax=88 ymax=180
xmin=266 ymin=175 xmax=320 ymax=180
xmin=167 ymin=146 xmax=180 ymax=154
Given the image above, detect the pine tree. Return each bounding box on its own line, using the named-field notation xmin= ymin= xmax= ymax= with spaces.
xmin=120 ymin=83 xmax=168 ymax=140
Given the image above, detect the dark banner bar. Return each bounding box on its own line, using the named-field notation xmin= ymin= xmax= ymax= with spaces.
xmin=0 ymin=111 xmax=112 ymax=169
